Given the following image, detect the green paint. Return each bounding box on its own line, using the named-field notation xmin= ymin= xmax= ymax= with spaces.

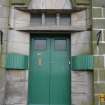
xmin=5 ymin=53 xmax=28 ymax=70
xmin=72 ymin=55 xmax=94 ymax=70
xmin=28 ymin=35 xmax=71 ymax=105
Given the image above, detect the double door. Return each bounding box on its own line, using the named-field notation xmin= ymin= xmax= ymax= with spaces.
xmin=28 ymin=35 xmax=71 ymax=105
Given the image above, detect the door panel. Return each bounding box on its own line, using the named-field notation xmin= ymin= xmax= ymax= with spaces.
xmin=28 ymin=37 xmax=50 ymax=105
xmin=28 ymin=35 xmax=70 ymax=105
xmin=50 ymin=38 xmax=70 ymax=105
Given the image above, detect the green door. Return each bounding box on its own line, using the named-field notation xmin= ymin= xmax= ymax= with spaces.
xmin=28 ymin=35 xmax=71 ymax=105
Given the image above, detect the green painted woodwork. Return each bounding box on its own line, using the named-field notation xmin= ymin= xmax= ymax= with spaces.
xmin=5 ymin=53 xmax=28 ymax=70
xmin=28 ymin=35 xmax=71 ymax=105
xmin=72 ymin=55 xmax=94 ymax=70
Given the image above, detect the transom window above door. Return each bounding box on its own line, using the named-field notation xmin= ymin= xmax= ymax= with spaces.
xmin=31 ymin=13 xmax=71 ymax=26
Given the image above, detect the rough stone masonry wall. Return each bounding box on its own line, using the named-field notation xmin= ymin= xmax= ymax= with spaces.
xmin=0 ymin=0 xmax=9 ymax=105
xmin=92 ymin=0 xmax=105 ymax=105
xmin=5 ymin=6 xmax=30 ymax=105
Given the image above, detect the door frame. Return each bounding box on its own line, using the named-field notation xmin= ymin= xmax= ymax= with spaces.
xmin=28 ymin=33 xmax=71 ymax=105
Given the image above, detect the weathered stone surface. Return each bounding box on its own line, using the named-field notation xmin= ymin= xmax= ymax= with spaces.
xmin=5 ymin=81 xmax=27 ymax=105
xmin=92 ymin=0 xmax=105 ymax=7
xmin=7 ymin=30 xmax=30 ymax=55
xmin=103 ymin=30 xmax=105 ymax=41
xmin=71 ymin=31 xmax=91 ymax=44
xmin=103 ymin=8 xmax=105 ymax=17
xmin=0 ymin=68 xmax=6 ymax=105
xmin=92 ymin=8 xmax=102 ymax=18
xmin=0 ymin=6 xmax=9 ymax=18
xmin=72 ymin=71 xmax=93 ymax=105
xmin=99 ymin=70 xmax=105 ymax=81
xmin=71 ymin=43 xmax=91 ymax=56
xmin=93 ymin=43 xmax=105 ymax=55
xmin=94 ymin=96 xmax=99 ymax=105
xmin=92 ymin=30 xmax=102 ymax=42
xmin=94 ymin=70 xmax=98 ymax=81
xmin=10 ymin=7 xmax=30 ymax=28
xmin=94 ymin=56 xmax=104 ymax=69
xmin=0 ymin=18 xmax=8 ymax=29
xmin=0 ymin=0 xmax=9 ymax=104
xmin=28 ymin=0 xmax=72 ymax=9
xmin=93 ymin=19 xmax=105 ymax=29
xmin=7 ymin=42 xmax=29 ymax=55
xmin=71 ymin=31 xmax=91 ymax=56
xmin=71 ymin=10 xmax=87 ymax=27
xmin=6 ymin=71 xmax=28 ymax=82
xmin=94 ymin=83 xmax=105 ymax=94
xmin=8 ymin=30 xmax=30 ymax=44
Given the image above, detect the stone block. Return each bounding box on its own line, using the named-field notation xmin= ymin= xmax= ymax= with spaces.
xmin=5 ymin=81 xmax=27 ymax=105
xmin=7 ymin=42 xmax=29 ymax=55
xmin=0 ymin=0 xmax=9 ymax=6
xmin=71 ymin=43 xmax=91 ymax=56
xmin=0 ymin=18 xmax=8 ymax=29
xmin=99 ymin=70 xmax=105 ymax=81
xmin=0 ymin=68 xmax=6 ymax=105
xmin=10 ymin=7 xmax=30 ymax=28
xmin=92 ymin=0 xmax=105 ymax=7
xmin=72 ymin=71 xmax=93 ymax=105
xmin=72 ymin=94 xmax=93 ymax=105
xmin=94 ymin=83 xmax=105 ymax=94
xmin=98 ymin=43 xmax=105 ymax=54
xmin=94 ymin=70 xmax=98 ymax=81
xmin=94 ymin=96 xmax=99 ymax=105
xmin=93 ymin=19 xmax=105 ymax=29
xmin=92 ymin=8 xmax=102 ymax=18
xmin=103 ymin=30 xmax=105 ymax=41
xmin=94 ymin=56 xmax=104 ymax=69
xmin=6 ymin=71 xmax=28 ymax=82
xmin=103 ymin=8 xmax=105 ymax=18
xmin=93 ymin=43 xmax=105 ymax=55
xmin=8 ymin=30 xmax=30 ymax=44
xmin=0 ymin=6 xmax=9 ymax=18
xmin=71 ymin=31 xmax=91 ymax=44
xmin=71 ymin=10 xmax=87 ymax=27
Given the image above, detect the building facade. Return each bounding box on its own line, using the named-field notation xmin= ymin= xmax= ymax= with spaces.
xmin=0 ymin=0 xmax=105 ymax=105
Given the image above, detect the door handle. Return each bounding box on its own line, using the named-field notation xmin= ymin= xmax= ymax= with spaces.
xmin=69 ymin=61 xmax=71 ymax=65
